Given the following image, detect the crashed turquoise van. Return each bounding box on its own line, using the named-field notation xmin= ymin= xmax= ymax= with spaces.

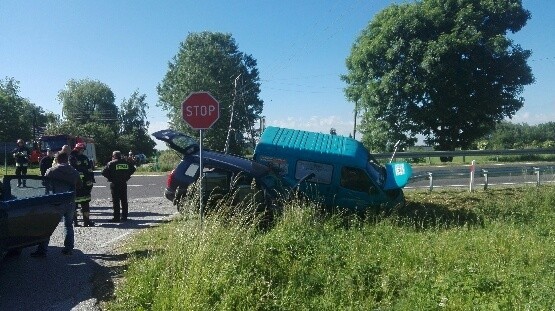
xmin=253 ymin=127 xmax=412 ymax=211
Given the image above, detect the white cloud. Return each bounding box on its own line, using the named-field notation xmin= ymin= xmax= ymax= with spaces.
xmin=511 ymin=110 xmax=555 ymax=125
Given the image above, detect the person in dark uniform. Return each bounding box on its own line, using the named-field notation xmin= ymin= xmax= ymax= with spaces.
xmin=102 ymin=150 xmax=136 ymax=222
xmin=12 ymin=139 xmax=30 ymax=187
xmin=69 ymin=142 xmax=96 ymax=227
xmin=39 ymin=148 xmax=54 ymax=176
xmin=39 ymin=148 xmax=55 ymax=194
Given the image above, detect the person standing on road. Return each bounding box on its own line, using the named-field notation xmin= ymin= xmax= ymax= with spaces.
xmin=31 ymin=152 xmax=82 ymax=257
xmin=39 ymin=149 xmax=54 ymax=176
xmin=70 ymin=142 xmax=96 ymax=227
xmin=12 ymin=138 xmax=30 ymax=187
xmin=53 ymin=144 xmax=71 ymax=166
xmin=127 ymin=151 xmax=136 ymax=166
xmin=40 ymin=148 xmax=55 ymax=194
xmin=102 ymin=150 xmax=136 ymax=222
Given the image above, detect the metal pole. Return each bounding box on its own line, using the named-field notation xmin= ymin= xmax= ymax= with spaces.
xmin=224 ymin=74 xmax=241 ymax=153
xmin=483 ymin=170 xmax=489 ymax=190
xmin=428 ymin=172 xmax=433 ymax=192
xmin=469 ymin=160 xmax=475 ymax=192
xmin=353 ymin=100 xmax=358 ymax=140
xmin=199 ymin=129 xmax=204 ymax=224
xmin=535 ymin=167 xmax=540 ymax=187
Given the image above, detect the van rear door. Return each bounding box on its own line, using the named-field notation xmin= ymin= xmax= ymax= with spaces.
xmin=383 ymin=162 xmax=412 ymax=190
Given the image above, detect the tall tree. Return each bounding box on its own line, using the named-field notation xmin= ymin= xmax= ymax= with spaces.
xmin=343 ymin=0 xmax=534 ymax=156
xmin=118 ymin=91 xmax=156 ymax=156
xmin=157 ymin=31 xmax=263 ymax=154
xmin=58 ymin=79 xmax=118 ymax=125
xmin=0 ymin=77 xmax=47 ymax=142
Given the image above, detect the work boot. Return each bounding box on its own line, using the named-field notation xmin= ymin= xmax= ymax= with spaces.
xmin=83 ymin=212 xmax=95 ymax=227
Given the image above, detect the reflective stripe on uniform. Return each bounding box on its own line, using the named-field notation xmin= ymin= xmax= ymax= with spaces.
xmin=75 ymin=195 xmax=91 ymax=203
xmin=116 ymin=164 xmax=129 ymax=170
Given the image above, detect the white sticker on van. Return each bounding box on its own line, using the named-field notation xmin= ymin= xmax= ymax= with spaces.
xmin=395 ymin=163 xmax=405 ymax=176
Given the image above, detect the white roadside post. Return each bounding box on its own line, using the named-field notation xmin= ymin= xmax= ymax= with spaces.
xmin=181 ymin=92 xmax=220 ymax=224
xmin=469 ymin=160 xmax=476 ymax=192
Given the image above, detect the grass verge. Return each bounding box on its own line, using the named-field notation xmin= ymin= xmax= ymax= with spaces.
xmin=104 ymin=187 xmax=555 ymax=310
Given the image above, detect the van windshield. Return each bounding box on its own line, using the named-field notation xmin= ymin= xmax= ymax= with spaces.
xmin=367 ymin=157 xmax=385 ymax=187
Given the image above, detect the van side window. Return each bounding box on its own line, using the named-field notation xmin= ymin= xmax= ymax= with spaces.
xmin=295 ymin=160 xmax=333 ymax=184
xmin=340 ymin=167 xmax=376 ymax=193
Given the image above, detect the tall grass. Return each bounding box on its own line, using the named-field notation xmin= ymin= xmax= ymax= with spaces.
xmin=105 ymin=186 xmax=555 ymax=310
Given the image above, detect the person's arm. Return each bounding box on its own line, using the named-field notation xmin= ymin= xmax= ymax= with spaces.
xmin=101 ymin=164 xmax=112 ymax=182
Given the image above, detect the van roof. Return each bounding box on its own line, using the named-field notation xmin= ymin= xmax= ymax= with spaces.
xmin=256 ymin=126 xmax=371 ymax=165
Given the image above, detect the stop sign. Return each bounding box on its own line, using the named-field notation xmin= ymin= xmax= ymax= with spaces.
xmin=181 ymin=92 xmax=220 ymax=129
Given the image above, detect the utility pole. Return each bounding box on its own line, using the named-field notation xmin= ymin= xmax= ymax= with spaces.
xmin=353 ymin=100 xmax=358 ymax=140
xmin=224 ymin=74 xmax=241 ymax=154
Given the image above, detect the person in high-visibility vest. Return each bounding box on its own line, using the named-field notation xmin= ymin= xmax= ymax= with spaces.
xmin=12 ymin=138 xmax=30 ymax=187
xmin=69 ymin=143 xmax=96 ymax=226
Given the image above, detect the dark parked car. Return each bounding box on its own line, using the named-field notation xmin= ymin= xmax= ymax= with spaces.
xmin=152 ymin=129 xmax=287 ymax=211
xmin=1 ymin=175 xmax=74 ymax=260
xmin=134 ymin=153 xmax=148 ymax=165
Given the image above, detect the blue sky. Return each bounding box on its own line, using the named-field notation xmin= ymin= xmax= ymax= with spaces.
xmin=1 ymin=0 xmax=554 ymax=150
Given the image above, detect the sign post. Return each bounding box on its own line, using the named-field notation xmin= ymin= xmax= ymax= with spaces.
xmin=182 ymin=92 xmax=220 ymax=223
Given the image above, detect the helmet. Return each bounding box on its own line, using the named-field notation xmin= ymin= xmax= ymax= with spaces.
xmin=75 ymin=143 xmax=86 ymax=149
xmin=17 ymin=139 xmax=24 ymax=144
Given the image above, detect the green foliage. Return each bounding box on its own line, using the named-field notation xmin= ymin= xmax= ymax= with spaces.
xmin=47 ymin=80 xmax=158 ymax=163
xmin=106 ymin=187 xmax=555 ymax=310
xmin=0 ymin=77 xmax=49 ymax=142
xmin=484 ymin=121 xmax=555 ymax=149
xmin=156 ymin=149 xmax=182 ymax=172
xmin=58 ymin=78 xmax=118 ymax=125
xmin=343 ymin=0 xmax=534 ymax=153
xmin=157 ymin=31 xmax=263 ymax=154
xmin=118 ymin=91 xmax=156 ymax=157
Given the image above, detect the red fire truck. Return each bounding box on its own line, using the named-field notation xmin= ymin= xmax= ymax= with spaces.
xmin=38 ymin=135 xmax=97 ymax=167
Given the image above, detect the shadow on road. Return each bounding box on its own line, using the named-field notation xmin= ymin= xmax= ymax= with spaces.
xmin=0 ymin=247 xmax=103 ymax=311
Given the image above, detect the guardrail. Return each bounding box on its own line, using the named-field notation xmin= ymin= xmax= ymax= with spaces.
xmin=409 ymin=165 xmax=555 ymax=191
xmin=374 ymin=148 xmax=555 ymax=160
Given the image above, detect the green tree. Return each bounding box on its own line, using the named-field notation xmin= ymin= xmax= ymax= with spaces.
xmin=343 ymin=0 xmax=534 ymax=156
xmin=157 ymin=31 xmax=263 ymax=154
xmin=0 ymin=77 xmax=48 ymax=143
xmin=58 ymin=79 xmax=118 ymax=126
xmin=118 ymin=91 xmax=156 ymax=156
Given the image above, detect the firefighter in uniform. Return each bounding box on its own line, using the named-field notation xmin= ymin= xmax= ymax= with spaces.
xmin=12 ymin=139 xmax=30 ymax=187
xmin=69 ymin=143 xmax=96 ymax=226
xmin=102 ymin=150 xmax=135 ymax=222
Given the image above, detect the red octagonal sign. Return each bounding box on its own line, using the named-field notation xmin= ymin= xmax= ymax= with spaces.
xmin=181 ymin=92 xmax=220 ymax=129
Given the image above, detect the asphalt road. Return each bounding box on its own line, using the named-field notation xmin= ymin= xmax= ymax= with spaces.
xmin=0 ymin=174 xmax=176 ymax=311
xmin=92 ymin=173 xmax=169 ymax=199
